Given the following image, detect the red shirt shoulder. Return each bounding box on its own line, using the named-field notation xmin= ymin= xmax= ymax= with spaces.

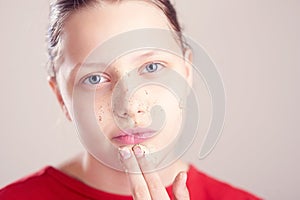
xmin=186 ymin=165 xmax=262 ymax=200
xmin=0 ymin=165 xmax=262 ymax=200
xmin=0 ymin=167 xmax=60 ymax=200
xmin=0 ymin=166 xmax=131 ymax=200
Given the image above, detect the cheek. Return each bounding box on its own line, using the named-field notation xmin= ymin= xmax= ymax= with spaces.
xmin=96 ymin=105 xmax=105 ymax=122
xmin=94 ymin=91 xmax=112 ymax=124
xmin=149 ymin=87 xmax=182 ymax=122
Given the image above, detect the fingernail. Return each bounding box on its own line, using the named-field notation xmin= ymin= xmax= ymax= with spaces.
xmin=119 ymin=147 xmax=131 ymax=160
xmin=132 ymin=144 xmax=145 ymax=158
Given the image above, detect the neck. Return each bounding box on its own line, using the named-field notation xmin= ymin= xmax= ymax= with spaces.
xmin=58 ymin=151 xmax=189 ymax=195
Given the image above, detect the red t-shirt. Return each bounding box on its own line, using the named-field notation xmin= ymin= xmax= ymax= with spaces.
xmin=0 ymin=165 xmax=262 ymax=199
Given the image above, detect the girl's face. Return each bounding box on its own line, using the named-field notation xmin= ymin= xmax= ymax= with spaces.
xmin=53 ymin=1 xmax=192 ymax=154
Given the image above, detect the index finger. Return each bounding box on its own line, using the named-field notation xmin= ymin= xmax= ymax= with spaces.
xmin=119 ymin=147 xmax=152 ymax=200
xmin=132 ymin=145 xmax=170 ymax=200
xmin=119 ymin=146 xmax=170 ymax=200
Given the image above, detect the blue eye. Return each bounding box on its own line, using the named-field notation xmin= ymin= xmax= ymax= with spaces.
xmin=141 ymin=63 xmax=164 ymax=74
xmin=83 ymin=74 xmax=109 ymax=85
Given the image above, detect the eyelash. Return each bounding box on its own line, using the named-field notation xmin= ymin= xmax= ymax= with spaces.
xmin=82 ymin=73 xmax=110 ymax=86
xmin=139 ymin=62 xmax=165 ymax=74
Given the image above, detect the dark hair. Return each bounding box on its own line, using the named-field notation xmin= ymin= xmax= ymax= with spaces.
xmin=47 ymin=0 xmax=184 ymax=77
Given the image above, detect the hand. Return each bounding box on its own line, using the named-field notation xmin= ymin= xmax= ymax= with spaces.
xmin=119 ymin=145 xmax=190 ymax=200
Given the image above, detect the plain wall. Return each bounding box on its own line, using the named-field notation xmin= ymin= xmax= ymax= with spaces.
xmin=0 ymin=0 xmax=299 ymax=199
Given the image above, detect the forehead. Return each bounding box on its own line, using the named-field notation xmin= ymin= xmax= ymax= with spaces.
xmin=61 ymin=1 xmax=171 ymax=66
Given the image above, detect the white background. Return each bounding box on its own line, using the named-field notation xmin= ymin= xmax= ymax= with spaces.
xmin=0 ymin=0 xmax=299 ymax=199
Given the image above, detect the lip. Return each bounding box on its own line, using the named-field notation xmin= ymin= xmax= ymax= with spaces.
xmin=112 ymin=128 xmax=157 ymax=145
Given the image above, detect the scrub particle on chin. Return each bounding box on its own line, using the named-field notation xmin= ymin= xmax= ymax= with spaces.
xmin=133 ymin=144 xmax=149 ymax=155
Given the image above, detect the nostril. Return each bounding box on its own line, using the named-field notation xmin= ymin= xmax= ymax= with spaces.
xmin=116 ymin=109 xmax=145 ymax=118
xmin=115 ymin=111 xmax=128 ymax=119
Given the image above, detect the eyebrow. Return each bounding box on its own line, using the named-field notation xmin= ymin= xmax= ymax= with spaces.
xmin=131 ymin=50 xmax=159 ymax=60
xmin=129 ymin=50 xmax=169 ymax=63
xmin=77 ymin=62 xmax=107 ymax=69
xmin=79 ymin=50 xmax=162 ymax=67
xmin=69 ymin=62 xmax=107 ymax=83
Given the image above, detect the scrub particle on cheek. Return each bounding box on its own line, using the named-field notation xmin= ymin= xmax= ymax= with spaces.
xmin=97 ymin=106 xmax=104 ymax=122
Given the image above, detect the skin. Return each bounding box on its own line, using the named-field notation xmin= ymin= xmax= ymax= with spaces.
xmin=48 ymin=1 xmax=192 ymax=199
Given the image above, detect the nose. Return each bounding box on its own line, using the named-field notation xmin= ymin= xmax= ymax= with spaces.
xmin=117 ymin=98 xmax=147 ymax=119
xmin=112 ymin=70 xmax=149 ymax=127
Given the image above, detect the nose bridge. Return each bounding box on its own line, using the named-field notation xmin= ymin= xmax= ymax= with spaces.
xmin=112 ymin=65 xmax=141 ymax=116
